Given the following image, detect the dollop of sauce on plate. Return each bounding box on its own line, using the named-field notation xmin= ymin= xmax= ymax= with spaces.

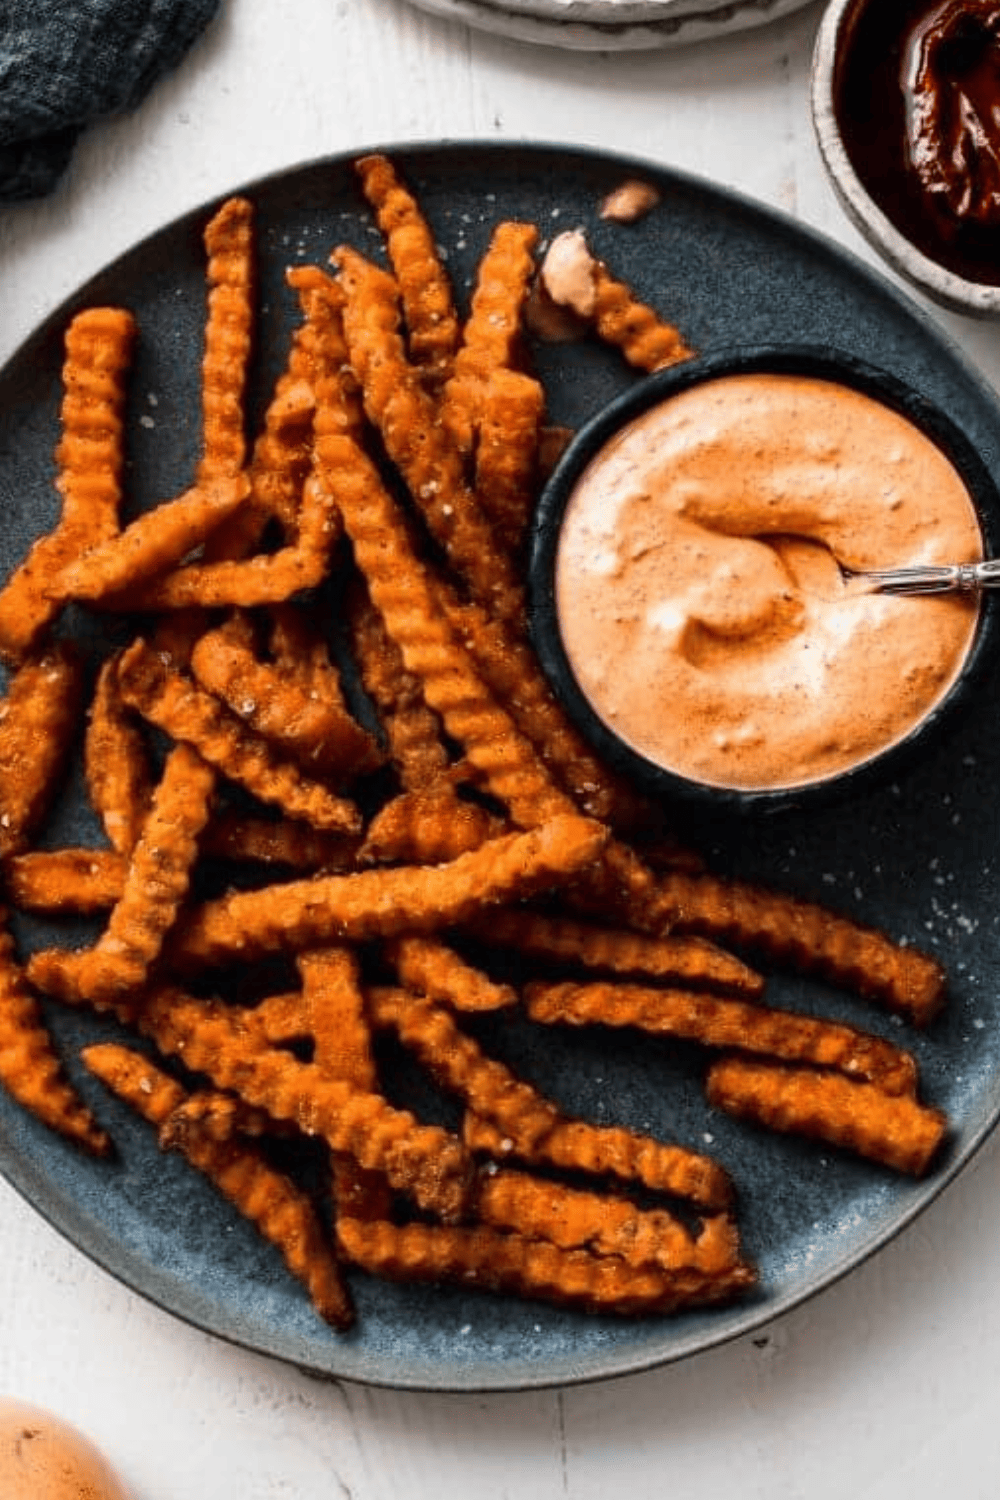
xmin=599 ymin=179 xmax=661 ymax=224
xmin=554 ymin=372 xmax=982 ymax=792
xmin=836 ymin=0 xmax=1000 ymax=282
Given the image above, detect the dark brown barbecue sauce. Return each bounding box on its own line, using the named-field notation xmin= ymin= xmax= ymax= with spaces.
xmin=835 ymin=0 xmax=1000 ymax=284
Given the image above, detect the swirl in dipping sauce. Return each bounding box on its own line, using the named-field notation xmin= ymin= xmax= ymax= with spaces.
xmin=554 ymin=372 xmax=983 ymax=792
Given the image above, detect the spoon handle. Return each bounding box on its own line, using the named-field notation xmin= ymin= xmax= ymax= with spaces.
xmin=860 ymin=559 xmax=1000 ymax=596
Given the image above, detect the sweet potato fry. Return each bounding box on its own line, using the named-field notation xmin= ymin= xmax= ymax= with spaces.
xmin=336 ymin=1216 xmax=753 ymax=1316
xmin=541 ymin=229 xmax=693 ymax=373
xmin=166 ymin=814 xmax=607 ymax=969
xmin=387 ymin=935 xmax=517 ymax=1013
xmin=435 ymin=581 xmax=655 ymax=830
xmin=190 ymin=618 xmax=381 ymax=781
xmin=0 ymin=913 xmax=109 ymax=1154
xmin=298 ymin=947 xmax=377 ymax=1088
xmin=197 ymin=195 xmax=255 ymax=484
xmin=315 ymin=425 xmax=572 ymax=829
xmin=369 ymin=986 xmax=557 ymax=1146
xmin=463 ymin=1109 xmax=733 ymax=1212
xmin=285 ymin=264 xmax=366 ymax=442
xmin=267 ymin=604 xmax=384 ymax=773
xmin=653 ymin=870 xmax=947 ymax=1026
xmin=27 ymin=742 xmax=215 ymax=1006
xmin=359 ymin=787 xmax=505 ymax=867
xmin=590 ymin=259 xmax=694 ymax=372
xmin=298 ymin=946 xmax=393 ymax=1220
xmin=459 ymin=909 xmax=764 ymax=998
xmin=442 ymin=219 xmax=539 ymax=457
xmin=354 ymin=153 xmax=460 ymax=385
xmin=131 ymin=987 xmax=475 ymax=1222
xmin=0 ymin=643 xmax=84 ymax=858
xmin=114 ymin=638 xmax=362 ymax=834
xmin=200 ymin=810 xmax=361 ymax=871
xmin=332 ymin=244 xmax=524 ymax=625
xmin=82 ymin=1041 xmax=354 ymax=1328
xmin=472 ymin=367 xmax=544 ymax=555
xmin=345 ymin=582 xmax=452 ymax=794
xmin=475 ymin=1169 xmax=743 ymax=1274
xmin=705 ymin=1055 xmax=947 ymax=1175
xmin=0 ymin=306 xmax=135 ymax=663
xmin=203 ymin=375 xmax=314 ymax=562
xmin=3 ymin=849 xmax=127 ymax=914
xmin=84 ymin=656 xmax=155 ymax=855
xmin=47 ymin=477 xmax=248 ymax=605
xmin=320 ymin=427 xmax=665 ymax=929
xmin=107 ymin=466 xmax=341 ymax=611
xmin=525 ymin=980 xmax=918 ymax=1097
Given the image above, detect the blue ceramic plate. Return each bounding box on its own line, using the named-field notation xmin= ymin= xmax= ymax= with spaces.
xmin=2 ymin=142 xmax=1000 ymax=1392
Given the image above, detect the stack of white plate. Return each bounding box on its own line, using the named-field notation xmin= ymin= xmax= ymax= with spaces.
xmin=403 ymin=0 xmax=815 ymax=50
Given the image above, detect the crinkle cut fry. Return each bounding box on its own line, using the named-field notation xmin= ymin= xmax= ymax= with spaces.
xmin=81 ymin=1042 xmax=354 ymax=1329
xmin=472 ymin=368 xmax=545 ymax=556
xmin=368 ymin=985 xmax=558 ymax=1146
xmin=525 ymin=980 xmax=918 ymax=1097
xmin=337 ymin=1217 xmax=753 ymax=1316
xmin=201 ymin=810 xmax=362 ymax=870
xmin=463 ymin=1109 xmax=733 ymax=1212
xmin=474 ymin=1168 xmax=744 ymax=1274
xmin=46 ymin=477 xmax=249 ymax=604
xmin=316 ymin=426 xmax=580 ymax=830
xmin=0 ymin=642 xmax=85 ymax=858
xmin=653 ymin=870 xmax=946 ymax=1026
xmin=267 ymin=603 xmax=385 ymax=775
xmin=114 ymin=638 xmax=361 ymax=834
xmin=458 ymin=908 xmax=764 ymax=999
xmin=205 ymin=268 xmax=346 ymax=562
xmin=98 ymin=465 xmax=342 ymax=611
xmin=442 ymin=219 xmax=539 ymax=457
xmin=0 ymin=912 xmax=109 ymax=1154
xmin=435 ymin=579 xmax=655 ymax=830
xmin=189 ymin=619 xmax=382 ymax=780
xmin=4 ymin=848 xmax=127 ymax=914
xmin=344 ymin=581 xmax=452 ymax=795
xmin=85 ymin=656 xmax=155 ymax=855
xmin=165 ymin=814 xmax=607 ymax=968
xmin=131 ymin=987 xmax=474 ymax=1222
xmin=285 ymin=263 xmax=366 ymax=440
xmin=197 ymin=195 xmax=255 ymax=484
xmin=359 ymin=787 xmax=505 ymax=867
xmin=0 ymin=306 xmax=135 ymax=664
xmin=332 ymin=244 xmax=524 ymax=626
xmin=705 ymin=1055 xmax=947 ymax=1176
xmin=354 ymin=153 xmax=461 ymax=386
xmin=29 ymin=742 xmax=215 ymax=1007
xmin=298 ymin=947 xmax=393 ymax=1221
xmin=203 ymin=368 xmax=315 ymax=563
xmin=317 ymin=426 xmax=665 ymax=924
xmin=387 ymin=935 xmax=517 ymax=1013
xmin=590 ymin=259 xmax=695 ymax=373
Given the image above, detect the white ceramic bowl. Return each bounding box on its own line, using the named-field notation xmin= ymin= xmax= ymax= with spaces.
xmin=403 ymin=0 xmax=813 ymax=50
xmin=811 ymin=0 xmax=1000 ymax=317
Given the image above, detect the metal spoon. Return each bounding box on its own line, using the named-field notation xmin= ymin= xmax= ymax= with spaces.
xmin=842 ymin=558 xmax=1000 ymax=596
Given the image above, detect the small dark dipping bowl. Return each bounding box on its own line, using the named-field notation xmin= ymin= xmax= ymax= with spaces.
xmin=528 ymin=346 xmax=1000 ymax=817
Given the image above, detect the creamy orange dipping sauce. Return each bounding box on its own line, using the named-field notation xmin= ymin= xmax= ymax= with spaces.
xmin=554 ymin=372 xmax=983 ymax=792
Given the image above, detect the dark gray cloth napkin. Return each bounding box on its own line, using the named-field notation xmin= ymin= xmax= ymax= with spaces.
xmin=0 ymin=0 xmax=222 ymax=200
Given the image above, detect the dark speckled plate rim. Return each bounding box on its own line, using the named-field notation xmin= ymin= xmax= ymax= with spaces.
xmin=2 ymin=140 xmax=1000 ymax=1393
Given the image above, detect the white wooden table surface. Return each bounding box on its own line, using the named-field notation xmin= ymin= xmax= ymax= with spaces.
xmin=4 ymin=2 xmax=1000 ymax=1495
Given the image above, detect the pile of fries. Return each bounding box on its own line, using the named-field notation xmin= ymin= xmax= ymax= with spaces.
xmin=0 ymin=156 xmax=951 ymax=1331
